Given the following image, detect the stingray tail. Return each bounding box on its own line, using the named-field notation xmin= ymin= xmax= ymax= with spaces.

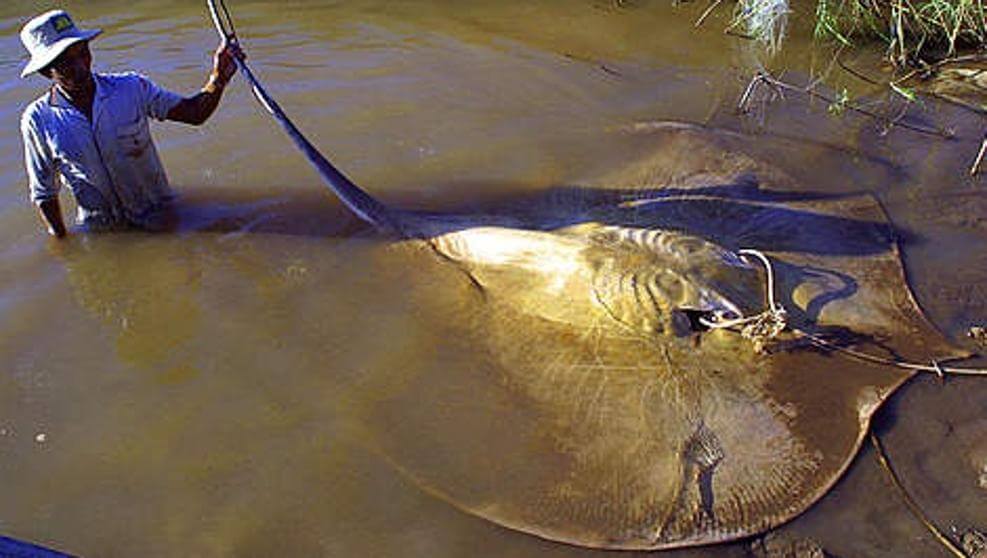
xmin=285 ymin=119 xmax=399 ymax=233
xmin=207 ymin=0 xmax=398 ymax=233
xmin=240 ymin=59 xmax=398 ymax=232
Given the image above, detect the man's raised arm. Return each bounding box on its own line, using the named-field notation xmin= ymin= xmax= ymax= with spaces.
xmin=166 ymin=40 xmax=242 ymax=126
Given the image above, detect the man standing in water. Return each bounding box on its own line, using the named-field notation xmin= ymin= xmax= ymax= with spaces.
xmin=19 ymin=9 xmax=241 ymax=237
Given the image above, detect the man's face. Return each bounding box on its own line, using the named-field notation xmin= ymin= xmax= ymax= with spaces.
xmin=45 ymin=40 xmax=92 ymax=89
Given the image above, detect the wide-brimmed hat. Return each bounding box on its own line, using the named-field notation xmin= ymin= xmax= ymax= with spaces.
xmin=20 ymin=10 xmax=102 ymax=78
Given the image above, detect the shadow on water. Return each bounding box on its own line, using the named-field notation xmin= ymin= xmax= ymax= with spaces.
xmin=144 ymin=173 xmax=906 ymax=261
xmin=536 ymin=191 xmax=898 ymax=256
xmin=138 ymin=187 xmax=369 ymax=238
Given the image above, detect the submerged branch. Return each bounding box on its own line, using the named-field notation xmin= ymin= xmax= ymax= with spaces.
xmin=737 ymin=70 xmax=956 ymax=138
xmin=870 ymin=433 xmax=969 ymax=558
xmin=695 ymin=0 xmax=725 ymax=28
xmin=894 ymin=54 xmax=987 ymax=85
xmin=837 ymin=57 xmax=882 ymax=86
xmin=970 ymin=136 xmax=987 ymax=176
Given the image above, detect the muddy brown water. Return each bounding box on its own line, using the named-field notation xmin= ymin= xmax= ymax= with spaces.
xmin=0 ymin=1 xmax=985 ymax=556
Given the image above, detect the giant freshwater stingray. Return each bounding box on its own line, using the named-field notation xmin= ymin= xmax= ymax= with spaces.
xmin=205 ymin=6 xmax=975 ymax=548
xmin=287 ymin=122 xmax=974 ymax=550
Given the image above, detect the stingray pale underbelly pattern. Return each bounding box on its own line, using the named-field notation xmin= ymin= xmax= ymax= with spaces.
xmin=427 ymin=223 xmax=760 ymax=336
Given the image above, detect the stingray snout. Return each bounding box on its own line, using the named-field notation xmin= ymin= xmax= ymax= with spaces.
xmin=671 ymin=307 xmax=743 ymax=336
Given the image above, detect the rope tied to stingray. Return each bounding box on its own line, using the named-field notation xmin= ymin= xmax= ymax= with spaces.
xmin=699 ymin=249 xmax=788 ymax=353
xmin=707 ymin=249 xmax=987 ymax=377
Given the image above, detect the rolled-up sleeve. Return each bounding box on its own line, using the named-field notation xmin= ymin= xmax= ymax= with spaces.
xmin=136 ymin=74 xmax=183 ymax=121
xmin=21 ymin=112 xmax=58 ymax=205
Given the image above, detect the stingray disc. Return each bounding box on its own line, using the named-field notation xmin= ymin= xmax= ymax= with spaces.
xmin=359 ymin=124 xmax=965 ymax=550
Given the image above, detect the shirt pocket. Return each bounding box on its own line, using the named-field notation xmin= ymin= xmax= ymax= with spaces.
xmin=116 ymin=120 xmax=151 ymax=158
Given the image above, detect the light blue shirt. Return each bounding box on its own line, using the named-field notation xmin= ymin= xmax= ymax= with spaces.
xmin=20 ymin=72 xmax=183 ymax=229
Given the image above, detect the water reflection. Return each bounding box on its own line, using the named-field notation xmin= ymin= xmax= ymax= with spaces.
xmin=53 ymin=235 xmax=205 ymax=375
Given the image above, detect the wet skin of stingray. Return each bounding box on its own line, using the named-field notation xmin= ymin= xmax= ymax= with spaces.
xmin=348 ymin=125 xmax=969 ymax=550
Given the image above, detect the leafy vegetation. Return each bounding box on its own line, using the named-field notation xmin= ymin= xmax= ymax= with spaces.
xmin=728 ymin=0 xmax=987 ymax=65
xmin=813 ymin=0 xmax=987 ymax=64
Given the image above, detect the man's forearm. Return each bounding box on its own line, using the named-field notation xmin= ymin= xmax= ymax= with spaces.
xmin=37 ymin=198 xmax=67 ymax=237
xmin=167 ymin=73 xmax=226 ymax=126
xmin=167 ymin=40 xmax=240 ymax=126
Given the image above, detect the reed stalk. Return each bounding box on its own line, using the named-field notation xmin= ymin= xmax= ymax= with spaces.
xmin=727 ymin=0 xmax=987 ymax=64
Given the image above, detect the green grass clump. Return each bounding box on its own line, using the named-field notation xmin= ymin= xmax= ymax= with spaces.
xmin=812 ymin=0 xmax=987 ymax=64
xmin=727 ymin=0 xmax=987 ymax=64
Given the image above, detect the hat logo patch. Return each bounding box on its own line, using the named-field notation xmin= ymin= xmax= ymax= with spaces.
xmin=53 ymin=16 xmax=73 ymax=32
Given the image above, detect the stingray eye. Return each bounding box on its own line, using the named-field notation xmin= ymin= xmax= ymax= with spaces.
xmin=675 ymin=308 xmax=744 ymax=334
xmin=672 ymin=308 xmax=718 ymax=334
